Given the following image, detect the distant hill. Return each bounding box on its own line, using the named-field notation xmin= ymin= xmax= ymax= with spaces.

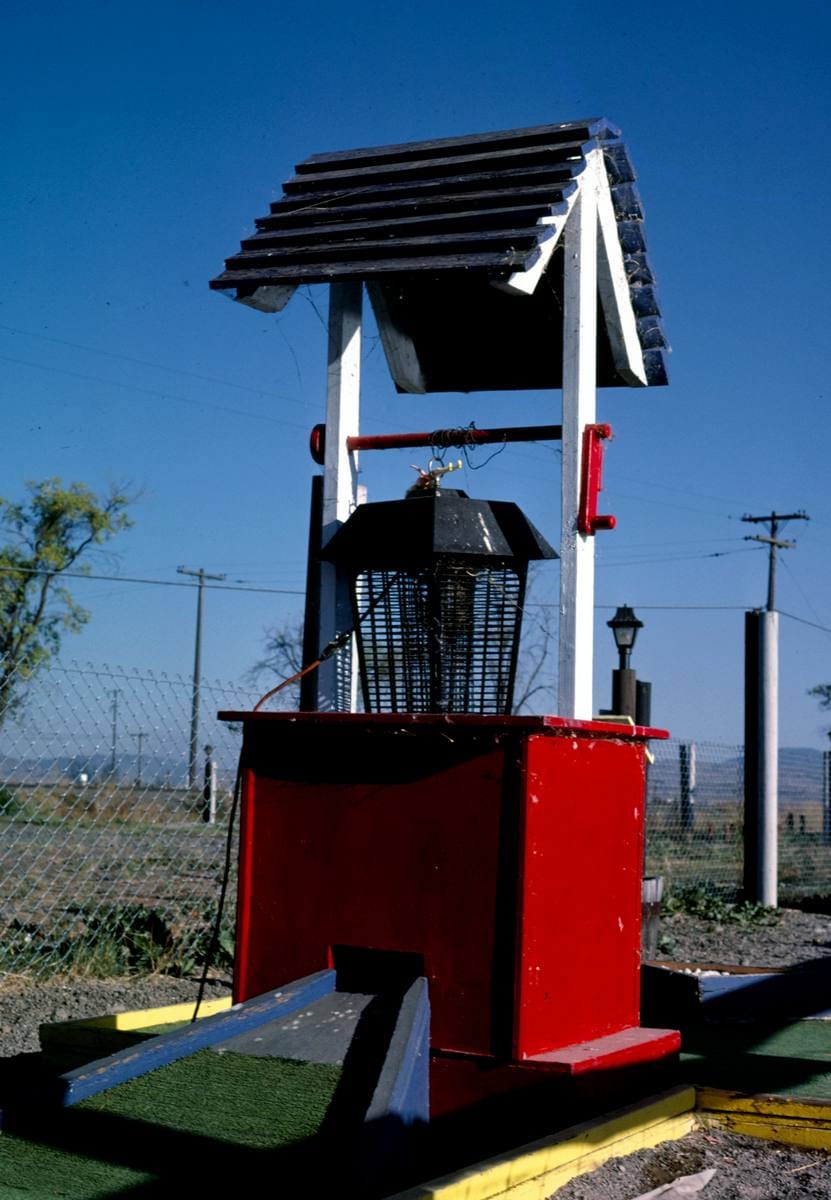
xmin=649 ymin=745 xmax=824 ymax=806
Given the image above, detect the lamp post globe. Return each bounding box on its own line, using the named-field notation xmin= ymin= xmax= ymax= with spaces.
xmin=607 ymin=604 xmax=644 ymax=672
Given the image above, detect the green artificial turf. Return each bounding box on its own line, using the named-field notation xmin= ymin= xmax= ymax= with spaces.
xmin=681 ymin=1019 xmax=831 ymax=1099
xmin=0 ymin=1051 xmax=341 ymax=1198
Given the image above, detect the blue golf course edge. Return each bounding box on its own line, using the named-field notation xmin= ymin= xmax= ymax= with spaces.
xmin=20 ymin=971 xmax=337 ymax=1112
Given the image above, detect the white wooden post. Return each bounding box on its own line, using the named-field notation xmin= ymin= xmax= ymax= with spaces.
xmin=558 ymin=150 xmax=600 ymax=719
xmin=757 ymin=609 xmax=779 ymax=906
xmin=318 ymin=280 xmax=362 ymax=711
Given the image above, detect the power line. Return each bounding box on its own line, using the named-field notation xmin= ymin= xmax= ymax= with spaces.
xmin=597 ymin=546 xmax=766 ymax=568
xmin=779 ymin=610 xmax=831 ymax=636
xmin=0 ymin=353 xmax=312 ymax=429
xmin=524 ymin=602 xmax=752 ymax=611
xmin=0 ymin=564 xmax=303 ymax=596
xmin=0 ymin=321 xmax=296 ymax=402
xmin=779 ymin=553 xmax=827 ymax=627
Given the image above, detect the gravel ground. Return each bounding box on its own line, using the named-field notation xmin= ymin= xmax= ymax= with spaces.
xmin=2 ymin=911 xmax=831 ymax=1198
xmin=563 ymin=905 xmax=831 ymax=1200
xmin=0 ymin=972 xmax=231 ymax=1057
xmin=653 ymin=907 xmax=831 ymax=969
xmin=553 ymin=1127 xmax=831 ymax=1200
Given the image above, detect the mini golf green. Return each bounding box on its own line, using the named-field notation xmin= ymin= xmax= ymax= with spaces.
xmin=0 ymin=1051 xmax=341 ymax=1197
xmin=681 ymin=1020 xmax=831 ymax=1099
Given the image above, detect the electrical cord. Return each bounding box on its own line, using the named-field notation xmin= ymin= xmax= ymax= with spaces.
xmin=252 ymin=628 xmax=353 ymax=711
xmin=191 ymin=574 xmax=404 ymax=1019
xmin=191 ymin=757 xmax=242 ymax=1022
xmin=190 ymin=637 xmax=349 ymax=1022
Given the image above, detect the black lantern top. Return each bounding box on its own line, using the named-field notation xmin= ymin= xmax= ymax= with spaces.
xmin=321 ymin=489 xmax=556 ymax=569
xmin=321 ymin=490 xmax=555 ymax=715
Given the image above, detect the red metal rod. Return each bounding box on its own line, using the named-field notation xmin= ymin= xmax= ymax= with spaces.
xmin=346 ymin=424 xmax=563 ymax=453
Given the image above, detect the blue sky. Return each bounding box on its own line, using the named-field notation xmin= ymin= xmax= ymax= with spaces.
xmin=3 ymin=0 xmax=830 ymax=746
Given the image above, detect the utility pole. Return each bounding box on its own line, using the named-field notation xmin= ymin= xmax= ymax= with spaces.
xmin=741 ymin=509 xmax=809 ymax=906
xmin=178 ymin=566 xmax=226 ymax=788
xmin=742 ymin=510 xmax=809 ymax=612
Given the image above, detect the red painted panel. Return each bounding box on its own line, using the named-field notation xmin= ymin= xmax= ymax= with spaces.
xmin=233 ymin=767 xmax=256 ymax=1003
xmin=514 ymin=734 xmax=646 ymax=1058
xmin=234 ymin=742 xmax=509 ymax=1056
xmin=523 ymin=1026 xmax=681 ymax=1075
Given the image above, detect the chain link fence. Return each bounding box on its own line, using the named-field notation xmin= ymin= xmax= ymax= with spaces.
xmin=0 ymin=659 xmax=257 ymax=977
xmin=646 ymin=739 xmax=831 ymax=901
xmin=1 ymin=658 xmax=830 ymax=977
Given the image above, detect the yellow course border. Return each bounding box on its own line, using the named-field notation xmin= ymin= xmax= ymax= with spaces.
xmin=390 ymin=1086 xmax=696 ymax=1200
xmin=697 ymin=1087 xmax=831 ymax=1153
xmin=39 ymin=996 xmax=233 ymax=1055
xmin=60 ymin=995 xmax=232 ymax=1031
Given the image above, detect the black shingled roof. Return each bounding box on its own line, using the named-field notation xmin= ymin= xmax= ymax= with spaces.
xmin=210 ymin=119 xmax=668 ymax=391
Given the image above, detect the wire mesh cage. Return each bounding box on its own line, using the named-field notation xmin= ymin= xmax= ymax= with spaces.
xmin=355 ymin=563 xmax=524 ymax=714
xmin=323 ymin=488 xmax=556 ymax=715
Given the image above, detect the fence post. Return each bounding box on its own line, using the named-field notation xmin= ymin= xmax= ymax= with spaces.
xmin=824 ymin=749 xmax=831 ymax=846
xmin=679 ymin=742 xmax=696 ymax=832
xmin=203 ymin=744 xmax=217 ymax=825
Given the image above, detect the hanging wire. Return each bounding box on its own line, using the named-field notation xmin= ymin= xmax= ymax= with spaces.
xmin=192 ymin=758 xmax=242 ymax=1022
xmin=429 ymin=422 xmax=509 ymax=471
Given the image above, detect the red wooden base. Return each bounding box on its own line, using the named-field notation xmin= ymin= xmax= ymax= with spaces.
xmin=429 ymin=1029 xmax=680 ymax=1122
xmin=222 ymin=711 xmax=677 ymax=1125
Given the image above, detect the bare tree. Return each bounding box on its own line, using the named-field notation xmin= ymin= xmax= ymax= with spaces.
xmin=248 ymin=617 xmax=305 ymax=708
xmin=513 ymin=565 xmax=558 ymax=714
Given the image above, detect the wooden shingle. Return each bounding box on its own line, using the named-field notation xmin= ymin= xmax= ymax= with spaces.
xmin=210 ymin=118 xmax=668 ymax=391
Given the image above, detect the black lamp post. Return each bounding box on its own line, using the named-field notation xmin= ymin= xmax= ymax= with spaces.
xmin=607 ymin=605 xmax=643 ymax=671
xmin=607 ymin=604 xmax=645 ymax=721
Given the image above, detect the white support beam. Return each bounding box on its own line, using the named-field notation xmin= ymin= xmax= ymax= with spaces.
xmin=318 ymin=280 xmax=362 ymax=712
xmin=595 ymin=171 xmax=648 ymax=386
xmin=558 ymin=151 xmax=600 ymax=720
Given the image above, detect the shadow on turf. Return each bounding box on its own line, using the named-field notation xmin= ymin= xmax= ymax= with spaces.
xmin=1 ymin=1051 xmax=682 ymax=1199
xmin=7 ymin=954 xmax=830 ymax=1198
xmin=643 ymin=952 xmax=831 ymax=1098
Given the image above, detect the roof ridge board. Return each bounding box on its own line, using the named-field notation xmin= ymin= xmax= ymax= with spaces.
xmin=630 ymin=285 xmax=660 ymax=319
xmin=296 ymin=119 xmax=613 ymax=171
xmin=623 ymin=252 xmax=654 ymax=286
xmin=616 ymin=221 xmax=647 ymax=255
xmin=636 ymin=317 xmax=668 ymax=350
xmin=601 ymin=139 xmax=637 ymax=186
xmin=225 ymin=227 xmax=547 ymax=269
xmin=210 ymin=248 xmax=533 ymax=289
xmin=642 ymin=349 xmax=669 ymax=386
xmin=282 ymin=140 xmax=591 ymax=193
xmin=266 ymin=171 xmax=578 ymax=216
xmin=611 ymin=181 xmax=643 ymax=221
xmin=245 ymin=202 xmax=560 ymax=247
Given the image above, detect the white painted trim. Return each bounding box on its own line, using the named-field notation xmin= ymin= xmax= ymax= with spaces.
xmin=558 ymin=152 xmax=599 ymax=720
xmin=366 ymin=282 xmax=427 ymax=392
xmin=319 ymin=280 xmax=362 ymax=712
xmin=595 ymin=162 xmax=648 ymax=386
xmin=491 ymin=180 xmax=579 ymax=297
